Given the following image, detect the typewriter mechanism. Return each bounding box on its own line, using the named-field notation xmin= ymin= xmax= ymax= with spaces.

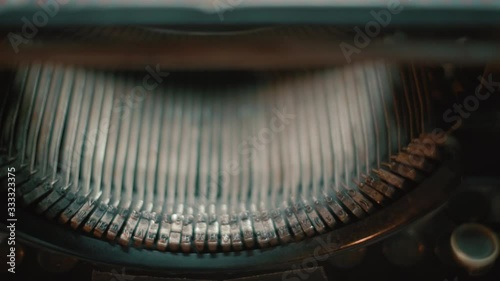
xmin=0 ymin=1 xmax=499 ymax=281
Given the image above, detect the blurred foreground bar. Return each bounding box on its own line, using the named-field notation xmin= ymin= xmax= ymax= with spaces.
xmin=1 ymin=36 xmax=500 ymax=70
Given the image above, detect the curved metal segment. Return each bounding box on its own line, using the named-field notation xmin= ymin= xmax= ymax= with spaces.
xmin=1 ymin=150 xmax=460 ymax=272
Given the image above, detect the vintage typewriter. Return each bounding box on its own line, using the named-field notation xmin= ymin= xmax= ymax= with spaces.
xmin=1 ymin=1 xmax=500 ymax=281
